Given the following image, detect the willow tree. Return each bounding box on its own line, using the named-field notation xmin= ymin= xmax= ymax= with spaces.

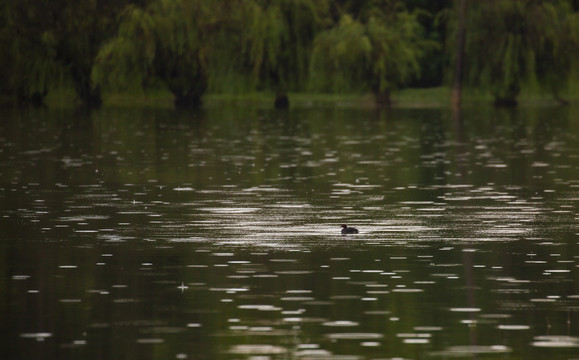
xmin=0 ymin=8 xmax=61 ymax=105
xmin=233 ymin=0 xmax=330 ymax=107
xmin=2 ymin=0 xmax=131 ymax=107
xmin=309 ymin=1 xmax=433 ymax=106
xmin=457 ymin=0 xmax=579 ymax=106
xmin=93 ymin=0 xmax=213 ymax=108
xmin=533 ymin=2 xmax=579 ymax=103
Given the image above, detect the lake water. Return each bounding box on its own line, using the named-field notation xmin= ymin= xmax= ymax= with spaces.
xmin=1 ymin=105 xmax=578 ymax=359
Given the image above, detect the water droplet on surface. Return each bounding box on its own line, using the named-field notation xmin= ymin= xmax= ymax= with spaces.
xmin=20 ymin=333 xmax=52 ymax=341
xmin=498 ymin=325 xmax=530 ymax=330
xmin=414 ymin=326 xmax=443 ymax=331
xmin=12 ymin=275 xmax=30 ymax=280
xmin=137 ymin=338 xmax=164 ymax=344
xmin=403 ymin=338 xmax=430 ymax=344
xmin=322 ymin=321 xmax=359 ymax=327
xmin=432 ymin=345 xmax=511 ymax=355
xmin=449 ymin=307 xmax=481 ymax=312
xmin=326 ymin=333 xmax=383 ymax=340
xmin=229 ymin=345 xmax=286 ymax=354
xmin=531 ymin=336 xmax=579 ymax=348
xmin=361 ymin=341 xmax=380 ymax=347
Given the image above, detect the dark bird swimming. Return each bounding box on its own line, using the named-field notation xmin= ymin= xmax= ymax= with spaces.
xmin=341 ymin=224 xmax=359 ymax=234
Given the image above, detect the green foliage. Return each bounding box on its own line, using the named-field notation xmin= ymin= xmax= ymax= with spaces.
xmin=309 ymin=15 xmax=371 ymax=93
xmin=3 ymin=0 xmax=579 ymax=108
xmin=96 ymin=0 xmax=330 ymax=102
xmin=309 ymin=0 xmax=436 ymax=102
xmin=1 ymin=29 xmax=62 ymax=102
xmin=0 ymin=0 xmax=63 ymax=104
xmin=93 ymin=0 xmax=214 ymax=107
xmin=534 ymin=3 xmax=579 ymax=100
xmin=235 ymin=0 xmax=330 ymax=92
xmin=0 ymin=0 xmax=131 ymax=106
xmin=92 ymin=6 xmax=156 ymax=91
xmin=455 ymin=0 xmax=579 ymax=104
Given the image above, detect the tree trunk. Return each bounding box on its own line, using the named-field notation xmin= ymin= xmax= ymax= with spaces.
xmin=71 ymin=68 xmax=102 ymax=108
xmin=174 ymin=90 xmax=203 ymax=108
xmin=552 ymin=92 xmax=570 ymax=105
xmin=274 ymin=93 xmax=289 ymax=109
xmin=494 ymin=97 xmax=518 ymax=107
xmin=374 ymin=91 xmax=391 ymax=107
xmin=451 ymin=0 xmax=468 ymax=108
xmin=165 ymin=65 xmax=207 ymax=109
xmin=17 ymin=89 xmax=47 ymax=107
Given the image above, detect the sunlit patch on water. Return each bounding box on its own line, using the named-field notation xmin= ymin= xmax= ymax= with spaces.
xmin=173 ymin=187 xmax=195 ymax=191
xmin=12 ymin=275 xmax=30 ymax=280
xmin=397 ymin=333 xmax=432 ymax=342
xmin=414 ymin=326 xmax=443 ymax=331
xmin=431 ymin=345 xmax=511 ymax=356
xmin=326 ymin=333 xmax=383 ymax=340
xmin=531 ymin=336 xmax=579 ymax=348
xmin=322 ymin=321 xmax=359 ymax=327
xmin=360 ymin=341 xmax=381 ymax=347
xmin=497 ymin=324 xmax=530 ymax=330
xmin=136 ymin=338 xmax=164 ymax=344
xmin=238 ymin=304 xmax=282 ymax=311
xmin=168 ymin=237 xmax=207 ymax=243
xmin=267 ymin=203 xmax=311 ymax=209
xmin=98 ymin=234 xmax=132 ymax=242
xmin=449 ymin=307 xmax=481 ymax=312
xmin=392 ymin=288 xmax=424 ymax=293
xmin=228 ymin=344 xmax=287 ymax=354
xmin=403 ymin=338 xmax=430 ymax=344
xmin=20 ymin=332 xmax=52 ymax=341
xmin=200 ymin=207 xmax=261 ymax=214
xmin=281 ymin=296 xmax=316 ymax=302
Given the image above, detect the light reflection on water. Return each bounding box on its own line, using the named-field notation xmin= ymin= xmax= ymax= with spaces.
xmin=0 ymin=106 xmax=578 ymax=359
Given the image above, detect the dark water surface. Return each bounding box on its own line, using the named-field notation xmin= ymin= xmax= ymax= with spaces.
xmin=1 ymin=105 xmax=578 ymax=359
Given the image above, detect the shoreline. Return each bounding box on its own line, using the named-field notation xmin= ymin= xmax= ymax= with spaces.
xmin=2 ymin=87 xmax=577 ymax=109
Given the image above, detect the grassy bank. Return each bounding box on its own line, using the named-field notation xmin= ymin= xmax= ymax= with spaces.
xmin=40 ymin=86 xmax=579 ymax=109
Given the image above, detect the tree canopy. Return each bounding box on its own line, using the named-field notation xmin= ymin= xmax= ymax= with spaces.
xmin=0 ymin=0 xmax=133 ymax=107
xmin=309 ymin=1 xmax=436 ymax=105
xmin=92 ymin=0 xmax=213 ymax=107
xmin=1 ymin=0 xmax=578 ymax=108
xmin=237 ymin=0 xmax=330 ymax=93
xmin=452 ymin=0 xmax=579 ymax=105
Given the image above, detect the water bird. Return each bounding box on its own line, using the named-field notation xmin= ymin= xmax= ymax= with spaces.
xmin=341 ymin=224 xmax=359 ymax=234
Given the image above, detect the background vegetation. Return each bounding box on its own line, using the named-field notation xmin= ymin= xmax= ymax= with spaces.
xmin=1 ymin=0 xmax=578 ymax=108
